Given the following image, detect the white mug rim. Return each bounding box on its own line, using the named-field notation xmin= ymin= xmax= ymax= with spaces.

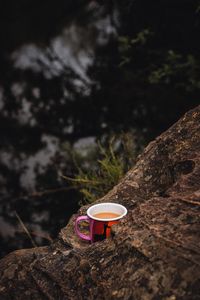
xmin=87 ymin=202 xmax=127 ymax=222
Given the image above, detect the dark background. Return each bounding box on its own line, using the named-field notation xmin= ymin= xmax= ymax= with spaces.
xmin=0 ymin=0 xmax=199 ymax=258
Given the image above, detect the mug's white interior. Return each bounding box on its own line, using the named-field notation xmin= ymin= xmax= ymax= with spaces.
xmin=87 ymin=202 xmax=127 ymax=221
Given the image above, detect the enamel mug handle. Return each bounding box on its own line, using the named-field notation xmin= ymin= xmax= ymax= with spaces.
xmin=75 ymin=216 xmax=91 ymax=241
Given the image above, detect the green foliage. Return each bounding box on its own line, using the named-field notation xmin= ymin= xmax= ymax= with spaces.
xmin=62 ymin=132 xmax=144 ymax=205
xmin=117 ymin=24 xmax=200 ymax=95
xmin=118 ymin=29 xmax=153 ymax=67
xmin=149 ymin=51 xmax=200 ymax=91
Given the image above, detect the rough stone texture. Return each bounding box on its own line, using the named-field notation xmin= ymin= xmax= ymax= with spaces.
xmin=0 ymin=106 xmax=200 ymax=300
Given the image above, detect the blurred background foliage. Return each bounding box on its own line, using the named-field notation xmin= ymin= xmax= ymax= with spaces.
xmin=63 ymin=131 xmax=144 ymax=205
xmin=0 ymin=0 xmax=199 ymax=256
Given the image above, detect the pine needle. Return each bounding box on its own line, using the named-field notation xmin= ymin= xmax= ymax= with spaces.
xmin=15 ymin=211 xmax=37 ymax=247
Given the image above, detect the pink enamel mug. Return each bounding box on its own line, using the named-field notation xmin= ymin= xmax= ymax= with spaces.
xmin=75 ymin=202 xmax=127 ymax=243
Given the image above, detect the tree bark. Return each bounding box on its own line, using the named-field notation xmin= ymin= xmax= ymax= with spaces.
xmin=0 ymin=106 xmax=200 ymax=300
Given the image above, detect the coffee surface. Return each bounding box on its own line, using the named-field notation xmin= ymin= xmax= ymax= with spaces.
xmin=93 ymin=212 xmax=120 ymax=219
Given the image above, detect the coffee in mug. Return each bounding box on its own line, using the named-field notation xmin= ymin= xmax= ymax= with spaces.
xmin=75 ymin=202 xmax=127 ymax=243
xmin=93 ymin=212 xmax=121 ymax=219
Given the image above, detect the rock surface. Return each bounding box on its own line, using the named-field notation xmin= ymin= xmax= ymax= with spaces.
xmin=0 ymin=106 xmax=200 ymax=300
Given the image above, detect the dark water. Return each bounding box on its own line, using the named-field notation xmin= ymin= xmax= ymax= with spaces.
xmin=0 ymin=1 xmax=119 ymax=258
